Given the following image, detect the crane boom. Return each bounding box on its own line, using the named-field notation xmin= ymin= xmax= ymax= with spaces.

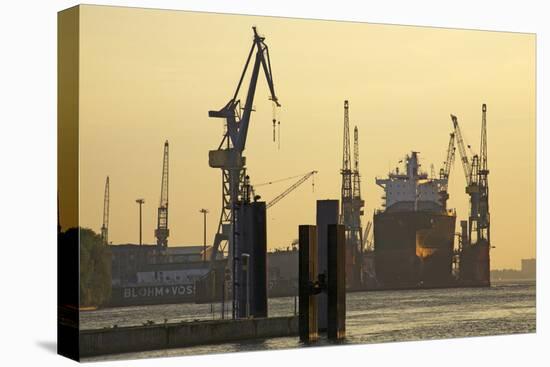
xmin=440 ymin=133 xmax=456 ymax=183
xmin=266 ymin=171 xmax=317 ymax=209
xmin=209 ymin=27 xmax=280 ymax=152
xmin=101 ymin=176 xmax=109 ymax=245
xmin=155 ymin=140 xmax=169 ymax=249
xmin=362 ymin=221 xmax=372 ymax=248
xmin=450 ymin=114 xmax=472 ymax=185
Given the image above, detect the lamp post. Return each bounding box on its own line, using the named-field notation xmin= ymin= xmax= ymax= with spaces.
xmin=199 ymin=209 xmax=209 ymax=261
xmin=136 ymin=198 xmax=145 ymax=246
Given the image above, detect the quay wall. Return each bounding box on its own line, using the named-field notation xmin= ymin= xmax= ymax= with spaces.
xmin=79 ymin=316 xmax=298 ymax=357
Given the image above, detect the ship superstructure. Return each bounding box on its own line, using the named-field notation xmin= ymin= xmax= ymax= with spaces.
xmin=376 ymin=152 xmax=448 ymax=213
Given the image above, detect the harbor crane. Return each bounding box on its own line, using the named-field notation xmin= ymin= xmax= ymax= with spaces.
xmin=207 ymin=26 xmax=280 ymax=263
xmin=438 ymin=133 xmax=456 ymax=208
xmin=351 ymin=125 xmax=365 ymax=286
xmin=450 ymin=105 xmax=490 ymax=247
xmin=340 ymin=101 xmax=364 ymax=287
xmin=100 ymin=176 xmax=109 ymax=245
xmin=155 ymin=140 xmax=170 ymax=249
xmin=340 ymin=101 xmax=353 ymax=227
xmin=451 ymin=113 xmax=479 ymax=245
xmin=352 ymin=126 xmax=365 ymax=246
xmin=477 ymin=104 xmax=490 ymax=245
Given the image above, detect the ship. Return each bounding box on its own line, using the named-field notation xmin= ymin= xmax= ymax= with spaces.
xmin=373 ymin=152 xmax=457 ymax=289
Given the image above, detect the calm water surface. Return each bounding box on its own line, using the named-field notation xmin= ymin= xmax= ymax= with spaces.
xmin=82 ymin=280 xmax=535 ymax=361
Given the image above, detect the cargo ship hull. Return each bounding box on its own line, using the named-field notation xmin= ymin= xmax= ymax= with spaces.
xmin=373 ymin=210 xmax=456 ymax=288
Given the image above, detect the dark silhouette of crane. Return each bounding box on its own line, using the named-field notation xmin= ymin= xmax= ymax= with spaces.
xmin=340 ymin=101 xmax=353 ymax=227
xmin=478 ymin=104 xmax=490 ymax=246
xmin=350 ymin=125 xmax=365 ymax=286
xmin=155 ymin=140 xmax=169 ymax=249
xmin=340 ymin=101 xmax=363 ymax=288
xmin=100 ymin=176 xmax=109 ymax=245
xmin=206 ymin=27 xmax=280 ymax=319
xmin=451 ymin=111 xmax=489 ymax=250
xmin=450 ymin=105 xmax=491 ymax=285
xmin=352 ymin=126 xmax=364 ymax=241
xmin=439 ymin=133 xmax=456 ymax=209
xmin=207 ymin=27 xmax=280 ymax=262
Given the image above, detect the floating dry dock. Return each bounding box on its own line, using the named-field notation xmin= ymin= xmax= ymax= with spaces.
xmin=80 ymin=316 xmax=298 ymax=357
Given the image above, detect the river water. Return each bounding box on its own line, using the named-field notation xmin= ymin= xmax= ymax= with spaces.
xmin=82 ymin=280 xmax=535 ymax=361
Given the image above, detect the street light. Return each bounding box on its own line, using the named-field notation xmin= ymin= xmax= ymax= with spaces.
xmin=136 ymin=198 xmax=145 ymax=245
xmin=199 ymin=208 xmax=209 ymax=261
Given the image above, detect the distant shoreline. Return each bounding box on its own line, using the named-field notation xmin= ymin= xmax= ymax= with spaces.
xmin=491 ymin=277 xmax=535 ymax=282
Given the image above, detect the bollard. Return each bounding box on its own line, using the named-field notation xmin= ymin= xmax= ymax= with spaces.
xmin=327 ymin=224 xmax=346 ymax=340
xmin=316 ymin=200 xmax=339 ymax=330
xmin=299 ymin=225 xmax=318 ymax=342
xmin=298 ymin=219 xmax=346 ymax=342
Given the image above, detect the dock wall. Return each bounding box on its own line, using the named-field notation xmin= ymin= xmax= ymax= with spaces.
xmin=79 ymin=316 xmax=298 ymax=357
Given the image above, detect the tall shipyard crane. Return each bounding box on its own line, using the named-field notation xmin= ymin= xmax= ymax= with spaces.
xmin=438 ymin=133 xmax=456 ymax=209
xmin=450 ymin=107 xmax=489 ymax=247
xmin=450 ymin=105 xmax=491 ymax=284
xmin=352 ymin=126 xmax=365 ymax=253
xmin=340 ymin=100 xmax=353 ymax=228
xmin=351 ymin=126 xmax=365 ymax=286
xmin=477 ymin=104 xmax=490 ymax=245
xmin=100 ymin=176 xmax=110 ymax=245
xmin=207 ymin=27 xmax=280 ymax=262
xmin=450 ymin=114 xmax=478 ymax=245
xmin=155 ymin=140 xmax=169 ymax=249
xmin=340 ymin=101 xmax=364 ymax=287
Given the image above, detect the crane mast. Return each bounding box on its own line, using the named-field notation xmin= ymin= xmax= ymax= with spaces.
xmin=155 ymin=140 xmax=169 ymax=249
xmin=207 ymin=27 xmax=279 ymax=266
xmin=100 ymin=176 xmax=109 ymax=245
xmin=352 ymin=126 xmax=364 ymax=251
xmin=352 ymin=126 xmax=362 ymax=201
xmin=351 ymin=126 xmax=365 ymax=286
xmin=340 ymin=100 xmax=353 ymax=226
xmin=477 ymin=104 xmax=490 ymax=244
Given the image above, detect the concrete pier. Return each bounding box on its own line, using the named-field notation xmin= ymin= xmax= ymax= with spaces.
xmin=79 ymin=316 xmax=298 ymax=357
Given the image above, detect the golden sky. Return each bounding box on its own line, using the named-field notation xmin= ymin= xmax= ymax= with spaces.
xmin=77 ymin=5 xmax=535 ymax=269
